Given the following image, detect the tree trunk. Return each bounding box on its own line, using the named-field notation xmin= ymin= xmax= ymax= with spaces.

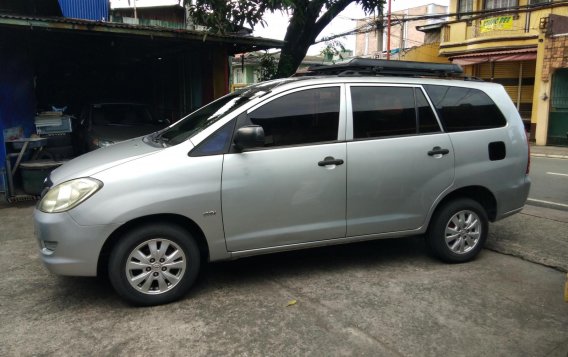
xmin=275 ymin=0 xmax=353 ymax=78
xmin=276 ymin=7 xmax=321 ymax=78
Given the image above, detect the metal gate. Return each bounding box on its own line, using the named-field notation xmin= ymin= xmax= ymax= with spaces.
xmin=549 ymin=68 xmax=568 ymax=146
xmin=476 ymin=61 xmax=535 ymax=125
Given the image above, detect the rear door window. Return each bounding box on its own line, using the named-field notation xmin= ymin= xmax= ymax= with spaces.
xmin=350 ymin=86 xmax=441 ymax=139
xmin=351 ymin=86 xmax=416 ymax=139
xmin=416 ymin=89 xmax=441 ymax=134
xmin=423 ymin=85 xmax=507 ymax=132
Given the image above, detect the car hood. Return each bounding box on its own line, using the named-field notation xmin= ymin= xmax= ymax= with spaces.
xmin=90 ymin=124 xmax=163 ymax=142
xmin=49 ymin=137 xmax=162 ymax=185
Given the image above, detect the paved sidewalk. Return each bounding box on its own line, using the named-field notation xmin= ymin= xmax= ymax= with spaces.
xmin=487 ymin=205 xmax=568 ymax=272
xmin=531 ymin=144 xmax=568 ymax=159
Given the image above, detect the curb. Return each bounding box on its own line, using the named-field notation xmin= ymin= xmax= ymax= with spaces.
xmin=526 ymin=199 xmax=568 ymax=212
xmin=530 ymin=153 xmax=568 ymax=159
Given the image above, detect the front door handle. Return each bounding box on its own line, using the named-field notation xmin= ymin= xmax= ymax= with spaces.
xmin=428 ymin=147 xmax=450 ymax=156
xmin=318 ymin=156 xmax=344 ymax=166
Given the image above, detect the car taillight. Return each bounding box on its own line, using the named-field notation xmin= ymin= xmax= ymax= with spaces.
xmin=526 ymin=136 xmax=531 ymax=175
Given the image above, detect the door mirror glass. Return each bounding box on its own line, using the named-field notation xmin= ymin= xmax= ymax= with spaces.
xmin=234 ymin=125 xmax=265 ymax=151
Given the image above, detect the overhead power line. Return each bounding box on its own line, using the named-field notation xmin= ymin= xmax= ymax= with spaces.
xmin=316 ymin=0 xmax=568 ymax=43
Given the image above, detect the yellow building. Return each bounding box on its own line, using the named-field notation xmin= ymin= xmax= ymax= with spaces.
xmin=438 ymin=0 xmax=568 ymax=146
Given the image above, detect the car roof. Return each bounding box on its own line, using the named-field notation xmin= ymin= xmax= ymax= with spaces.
xmin=241 ymin=75 xmax=503 ymax=96
xmin=240 ymin=59 xmax=503 ymax=95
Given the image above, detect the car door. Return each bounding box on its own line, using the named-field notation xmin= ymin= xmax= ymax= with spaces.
xmin=222 ymin=85 xmax=347 ymax=252
xmin=346 ymin=85 xmax=455 ymax=236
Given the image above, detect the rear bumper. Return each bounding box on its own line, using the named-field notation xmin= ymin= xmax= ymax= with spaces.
xmin=495 ymin=176 xmax=531 ymax=221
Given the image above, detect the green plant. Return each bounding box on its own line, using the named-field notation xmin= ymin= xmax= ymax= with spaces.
xmin=257 ymin=51 xmax=278 ymax=81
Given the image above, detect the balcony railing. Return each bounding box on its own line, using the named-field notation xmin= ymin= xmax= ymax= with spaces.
xmin=465 ymin=14 xmax=530 ymax=40
xmin=442 ymin=4 xmax=565 ymax=45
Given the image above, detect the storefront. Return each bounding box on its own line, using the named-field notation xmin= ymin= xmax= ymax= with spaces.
xmin=450 ymin=48 xmax=537 ymax=131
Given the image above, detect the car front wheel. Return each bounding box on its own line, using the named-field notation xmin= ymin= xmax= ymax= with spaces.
xmin=108 ymin=223 xmax=200 ymax=306
xmin=427 ymin=198 xmax=488 ymax=263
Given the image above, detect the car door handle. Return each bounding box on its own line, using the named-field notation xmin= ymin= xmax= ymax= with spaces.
xmin=318 ymin=156 xmax=344 ymax=166
xmin=427 ymin=147 xmax=450 ymax=156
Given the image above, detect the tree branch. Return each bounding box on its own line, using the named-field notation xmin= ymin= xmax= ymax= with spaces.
xmin=312 ymin=0 xmax=353 ymax=37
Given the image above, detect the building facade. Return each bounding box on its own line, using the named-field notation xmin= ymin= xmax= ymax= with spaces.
xmin=355 ymin=4 xmax=448 ymax=59
xmin=230 ymin=52 xmax=330 ymax=90
xmin=439 ymin=0 xmax=568 ymax=146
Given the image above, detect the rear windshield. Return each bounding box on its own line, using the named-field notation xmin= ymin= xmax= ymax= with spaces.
xmin=423 ymin=85 xmax=507 ymax=132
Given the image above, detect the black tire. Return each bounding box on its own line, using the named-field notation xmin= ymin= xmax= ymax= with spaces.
xmin=427 ymin=198 xmax=488 ymax=263
xmin=108 ymin=223 xmax=200 ymax=306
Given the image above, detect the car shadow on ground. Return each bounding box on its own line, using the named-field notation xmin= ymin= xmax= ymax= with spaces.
xmin=191 ymin=236 xmax=433 ymax=297
xmin=49 ymin=236 xmax=433 ymax=307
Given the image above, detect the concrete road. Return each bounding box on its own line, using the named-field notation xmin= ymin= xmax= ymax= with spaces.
xmin=528 ymin=157 xmax=568 ymax=210
xmin=1 ymin=203 xmax=567 ymax=356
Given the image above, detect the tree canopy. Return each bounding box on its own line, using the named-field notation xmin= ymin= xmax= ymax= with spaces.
xmin=187 ymin=0 xmax=384 ymax=78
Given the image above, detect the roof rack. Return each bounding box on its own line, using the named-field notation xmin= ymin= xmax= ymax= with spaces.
xmin=306 ymin=58 xmax=465 ymax=78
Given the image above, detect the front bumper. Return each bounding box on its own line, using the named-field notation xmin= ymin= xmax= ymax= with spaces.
xmin=34 ymin=208 xmax=120 ymax=276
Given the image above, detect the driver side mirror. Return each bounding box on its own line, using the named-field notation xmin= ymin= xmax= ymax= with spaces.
xmin=234 ymin=125 xmax=265 ymax=151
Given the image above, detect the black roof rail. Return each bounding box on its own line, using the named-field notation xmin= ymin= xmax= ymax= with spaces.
xmin=306 ymin=58 xmax=465 ymax=78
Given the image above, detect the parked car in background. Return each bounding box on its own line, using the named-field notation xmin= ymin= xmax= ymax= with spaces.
xmin=78 ymin=103 xmax=169 ymax=151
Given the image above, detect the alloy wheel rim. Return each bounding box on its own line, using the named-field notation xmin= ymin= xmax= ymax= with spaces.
xmin=125 ymin=238 xmax=187 ymax=295
xmin=444 ymin=210 xmax=481 ymax=255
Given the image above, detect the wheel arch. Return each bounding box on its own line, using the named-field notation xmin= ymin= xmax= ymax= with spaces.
xmin=97 ymin=214 xmax=210 ymax=277
xmin=432 ymin=186 xmax=497 ymax=226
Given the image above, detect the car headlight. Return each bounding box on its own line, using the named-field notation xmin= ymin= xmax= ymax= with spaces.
xmin=93 ymin=138 xmax=115 ymax=148
xmin=39 ymin=178 xmax=103 ymax=213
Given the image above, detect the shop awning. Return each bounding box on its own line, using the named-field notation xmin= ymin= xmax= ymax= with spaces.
xmin=450 ymin=48 xmax=537 ymax=66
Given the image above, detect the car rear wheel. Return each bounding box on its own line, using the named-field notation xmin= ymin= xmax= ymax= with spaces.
xmin=108 ymin=223 xmax=200 ymax=306
xmin=427 ymin=198 xmax=488 ymax=263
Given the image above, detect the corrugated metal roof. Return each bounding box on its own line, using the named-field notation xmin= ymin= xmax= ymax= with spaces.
xmin=59 ymin=0 xmax=109 ymax=21
xmin=0 ymin=13 xmax=284 ymax=49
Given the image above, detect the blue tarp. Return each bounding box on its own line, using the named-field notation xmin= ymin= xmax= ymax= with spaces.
xmin=0 ymin=45 xmax=37 ymax=190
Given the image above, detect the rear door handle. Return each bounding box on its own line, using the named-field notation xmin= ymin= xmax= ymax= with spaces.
xmin=318 ymin=156 xmax=344 ymax=166
xmin=428 ymin=147 xmax=450 ymax=156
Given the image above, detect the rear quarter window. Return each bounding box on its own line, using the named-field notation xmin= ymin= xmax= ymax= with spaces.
xmin=423 ymin=85 xmax=507 ymax=132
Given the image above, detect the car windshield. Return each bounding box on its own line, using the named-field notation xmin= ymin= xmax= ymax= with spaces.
xmin=154 ymin=86 xmax=271 ymax=146
xmin=92 ymin=104 xmax=156 ymax=126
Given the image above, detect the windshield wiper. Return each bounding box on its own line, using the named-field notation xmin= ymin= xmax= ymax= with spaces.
xmin=147 ymin=131 xmax=169 ymax=147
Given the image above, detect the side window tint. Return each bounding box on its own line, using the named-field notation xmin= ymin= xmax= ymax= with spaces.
xmin=248 ymin=87 xmax=340 ymax=147
xmin=424 ymin=85 xmax=507 ymax=132
xmin=351 ymin=86 xmax=416 ymax=139
xmin=190 ymin=120 xmax=235 ymax=156
xmin=416 ymin=89 xmax=441 ymax=134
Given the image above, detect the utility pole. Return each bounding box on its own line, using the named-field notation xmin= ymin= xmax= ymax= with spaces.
xmin=375 ymin=5 xmax=384 ymax=58
xmin=386 ymin=0 xmax=392 ymax=60
xmin=400 ymin=14 xmax=405 ymax=57
xmin=376 ymin=15 xmax=383 ymax=58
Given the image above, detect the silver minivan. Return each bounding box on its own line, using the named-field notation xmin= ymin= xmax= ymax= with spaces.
xmin=34 ymin=60 xmax=531 ymax=306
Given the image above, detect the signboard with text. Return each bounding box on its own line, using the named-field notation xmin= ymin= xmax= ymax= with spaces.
xmin=480 ymin=16 xmax=514 ymax=33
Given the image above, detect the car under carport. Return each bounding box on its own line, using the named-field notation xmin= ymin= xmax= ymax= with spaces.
xmin=0 ymin=10 xmax=283 ymax=201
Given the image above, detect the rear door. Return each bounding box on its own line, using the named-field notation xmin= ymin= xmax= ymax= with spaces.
xmin=222 ymin=85 xmax=347 ymax=251
xmin=346 ymin=85 xmax=454 ymax=236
